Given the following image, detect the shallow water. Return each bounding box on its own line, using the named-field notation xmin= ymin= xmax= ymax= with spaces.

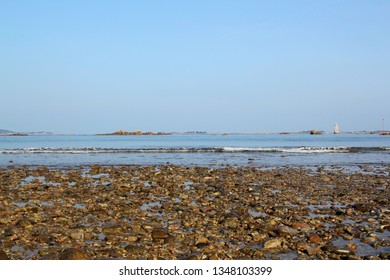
xmin=1 ymin=134 xmax=389 ymax=167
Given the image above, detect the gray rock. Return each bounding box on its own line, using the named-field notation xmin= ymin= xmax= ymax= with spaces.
xmin=0 ymin=248 xmax=9 ymax=260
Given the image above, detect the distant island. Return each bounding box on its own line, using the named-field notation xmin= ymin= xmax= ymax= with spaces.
xmin=0 ymin=129 xmax=53 ymax=136
xmin=97 ymin=129 xmax=172 ymax=136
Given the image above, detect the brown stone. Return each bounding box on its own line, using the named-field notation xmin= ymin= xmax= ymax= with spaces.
xmin=334 ymin=248 xmax=354 ymax=256
xmin=296 ymin=241 xmax=309 ymax=250
xmin=103 ymin=226 xmax=122 ymax=235
xmin=276 ymin=226 xmax=299 ymax=236
xmin=128 ymin=236 xmax=139 ymax=242
xmin=36 ymin=234 xmax=54 ymax=243
xmin=125 ymin=245 xmax=144 ymax=255
xmin=292 ymin=222 xmax=311 ymax=230
xmin=70 ymin=229 xmax=84 ymax=241
xmin=342 ymin=234 xmax=354 ymax=241
xmin=306 ymin=246 xmax=321 ymax=255
xmin=59 ymin=248 xmax=89 ymax=260
xmin=362 ymin=237 xmax=376 ymax=244
xmin=195 ymin=237 xmax=210 ymax=248
xmin=151 ymin=228 xmax=169 ymax=239
xmin=263 ymin=238 xmax=283 ymax=249
xmin=225 ymin=220 xmax=238 ymax=229
xmin=196 ymin=237 xmax=210 ymax=245
xmin=353 ymin=203 xmax=371 ymax=212
xmin=308 ymin=233 xmax=322 ymax=244
xmin=251 ymin=231 xmax=267 ymax=242
xmin=17 ymin=219 xmax=32 ymax=229
xmin=0 ymin=249 xmax=9 ymax=260
xmin=347 ymin=243 xmax=358 ymax=252
xmin=164 ymin=235 xmax=175 ymax=244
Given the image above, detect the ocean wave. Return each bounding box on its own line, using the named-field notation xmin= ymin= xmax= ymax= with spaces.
xmin=222 ymin=147 xmax=348 ymax=153
xmin=0 ymin=146 xmax=388 ymax=154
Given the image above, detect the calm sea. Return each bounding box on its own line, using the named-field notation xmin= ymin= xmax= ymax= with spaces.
xmin=0 ymin=134 xmax=389 ymax=168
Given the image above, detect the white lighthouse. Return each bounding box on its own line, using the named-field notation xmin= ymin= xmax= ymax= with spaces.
xmin=334 ymin=123 xmax=339 ymax=134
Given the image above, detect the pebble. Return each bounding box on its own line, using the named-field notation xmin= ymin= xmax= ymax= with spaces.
xmin=103 ymin=226 xmax=123 ymax=236
xmin=0 ymin=248 xmax=9 ymax=260
xmin=59 ymin=248 xmax=89 ymax=260
xmin=70 ymin=229 xmax=85 ymax=241
xmin=308 ymin=234 xmax=322 ymax=244
xmin=128 ymin=236 xmax=139 ymax=242
xmin=334 ymin=248 xmax=354 ymax=256
xmin=362 ymin=237 xmax=376 ymax=244
xmin=0 ymin=165 xmax=388 ymax=260
xmin=292 ymin=222 xmax=311 ymax=230
xmin=379 ymin=252 xmax=390 ymax=259
xmin=346 ymin=243 xmax=358 ymax=252
xmin=276 ymin=226 xmax=299 ymax=236
xmin=152 ymin=228 xmax=169 ymax=239
xmin=263 ymin=238 xmax=283 ymax=249
xmin=306 ymin=246 xmax=321 ymax=255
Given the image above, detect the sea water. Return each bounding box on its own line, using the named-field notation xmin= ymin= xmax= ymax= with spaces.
xmin=0 ymin=134 xmax=389 ymax=168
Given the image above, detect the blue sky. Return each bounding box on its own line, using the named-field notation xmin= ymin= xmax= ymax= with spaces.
xmin=1 ymin=0 xmax=389 ymax=133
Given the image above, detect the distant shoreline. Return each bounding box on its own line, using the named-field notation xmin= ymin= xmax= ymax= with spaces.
xmin=1 ymin=129 xmax=389 ymax=136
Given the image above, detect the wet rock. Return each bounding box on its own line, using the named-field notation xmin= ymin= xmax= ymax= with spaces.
xmin=36 ymin=234 xmax=55 ymax=244
xmin=263 ymin=238 xmax=283 ymax=249
xmin=103 ymin=226 xmax=123 ymax=236
xmin=164 ymin=235 xmax=175 ymax=244
xmin=308 ymin=234 xmax=322 ymax=244
xmin=334 ymin=248 xmax=354 ymax=256
xmin=128 ymin=236 xmax=139 ymax=242
xmin=17 ymin=219 xmax=33 ymax=229
xmin=276 ymin=226 xmax=298 ymax=236
xmin=59 ymin=248 xmax=89 ymax=260
xmin=40 ymin=253 xmax=58 ymax=260
xmin=251 ymin=231 xmax=267 ymax=242
xmin=381 ymin=225 xmax=390 ymax=231
xmin=380 ymin=252 xmax=390 ymax=259
xmin=353 ymin=203 xmax=371 ymax=212
xmin=151 ymin=228 xmax=169 ymax=239
xmin=225 ymin=219 xmax=238 ymax=229
xmin=346 ymin=243 xmax=358 ymax=252
xmin=179 ymin=253 xmax=200 ymax=260
xmin=292 ymin=222 xmax=311 ymax=230
xmin=196 ymin=237 xmax=210 ymax=248
xmin=362 ymin=237 xmax=376 ymax=244
xmin=70 ymin=229 xmax=84 ymax=241
xmin=342 ymin=234 xmax=354 ymax=241
xmin=4 ymin=227 xmax=16 ymax=237
xmin=305 ymin=246 xmax=321 ymax=255
xmin=125 ymin=245 xmax=145 ymax=259
xmin=0 ymin=248 xmax=9 ymax=260
xmin=324 ymin=244 xmax=356 ymax=256
xmin=296 ymin=241 xmax=309 ymax=251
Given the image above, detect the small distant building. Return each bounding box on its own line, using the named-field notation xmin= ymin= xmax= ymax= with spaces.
xmin=334 ymin=123 xmax=339 ymax=134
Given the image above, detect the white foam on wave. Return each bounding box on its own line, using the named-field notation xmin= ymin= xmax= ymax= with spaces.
xmin=282 ymin=147 xmax=348 ymax=153
xmin=222 ymin=147 xmax=348 ymax=153
xmin=0 ymin=146 xmax=387 ymax=154
xmin=222 ymin=147 xmax=283 ymax=152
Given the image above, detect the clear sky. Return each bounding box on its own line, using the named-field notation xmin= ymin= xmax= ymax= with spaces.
xmin=1 ymin=0 xmax=389 ymax=134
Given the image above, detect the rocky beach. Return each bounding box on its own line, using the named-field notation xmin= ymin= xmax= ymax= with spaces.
xmin=0 ymin=164 xmax=389 ymax=260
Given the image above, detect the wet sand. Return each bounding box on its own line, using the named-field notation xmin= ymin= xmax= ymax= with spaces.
xmin=0 ymin=164 xmax=389 ymax=260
